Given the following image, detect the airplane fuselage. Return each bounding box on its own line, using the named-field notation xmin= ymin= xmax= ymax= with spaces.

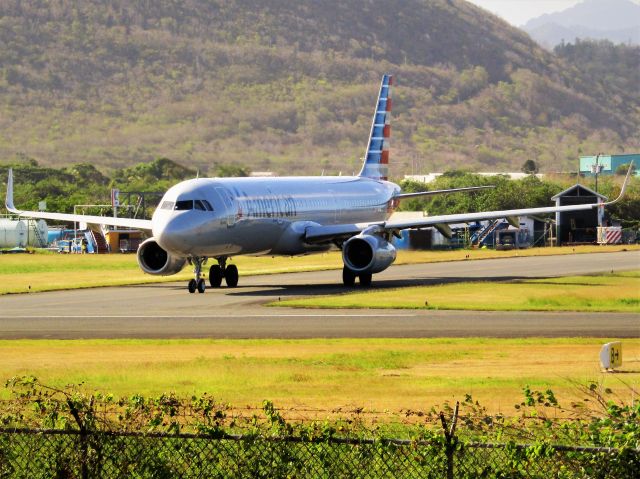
xmin=152 ymin=176 xmax=400 ymax=258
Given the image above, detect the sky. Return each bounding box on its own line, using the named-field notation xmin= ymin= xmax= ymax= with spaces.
xmin=465 ymin=0 xmax=637 ymax=27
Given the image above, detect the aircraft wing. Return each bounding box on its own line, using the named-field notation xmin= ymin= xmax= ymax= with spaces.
xmin=5 ymin=169 xmax=153 ymax=231
xmin=304 ymin=202 xmax=596 ymax=243
xmin=305 ymin=163 xmax=633 ymax=244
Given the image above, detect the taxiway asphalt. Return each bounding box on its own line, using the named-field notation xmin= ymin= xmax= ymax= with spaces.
xmin=0 ymin=251 xmax=638 ymax=339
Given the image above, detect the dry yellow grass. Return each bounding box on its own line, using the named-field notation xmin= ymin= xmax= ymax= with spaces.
xmin=1 ymin=339 xmax=638 ymax=414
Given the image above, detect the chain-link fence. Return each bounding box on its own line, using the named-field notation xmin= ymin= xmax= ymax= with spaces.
xmin=0 ymin=427 xmax=637 ymax=479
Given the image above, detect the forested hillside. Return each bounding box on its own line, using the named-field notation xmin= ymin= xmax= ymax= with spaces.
xmin=0 ymin=0 xmax=638 ymax=176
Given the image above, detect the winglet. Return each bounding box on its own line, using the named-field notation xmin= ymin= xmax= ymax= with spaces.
xmin=5 ymin=168 xmax=16 ymax=212
xmin=604 ymin=161 xmax=634 ymax=206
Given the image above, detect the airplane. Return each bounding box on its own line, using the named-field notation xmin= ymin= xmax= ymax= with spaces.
xmin=5 ymin=75 xmax=633 ymax=294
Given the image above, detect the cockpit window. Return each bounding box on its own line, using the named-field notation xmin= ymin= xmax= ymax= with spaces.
xmin=175 ymin=200 xmax=194 ymax=210
xmin=161 ymin=201 xmax=175 ymax=210
xmin=173 ymin=199 xmax=214 ymax=211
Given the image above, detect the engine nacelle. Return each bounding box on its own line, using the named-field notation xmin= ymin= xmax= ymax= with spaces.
xmin=136 ymin=238 xmax=187 ymax=276
xmin=342 ymin=233 xmax=397 ymax=275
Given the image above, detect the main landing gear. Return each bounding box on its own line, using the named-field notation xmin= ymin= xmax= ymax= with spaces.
xmin=187 ymin=256 xmax=240 ymax=293
xmin=209 ymin=257 xmax=238 ymax=289
xmin=342 ymin=267 xmax=372 ymax=287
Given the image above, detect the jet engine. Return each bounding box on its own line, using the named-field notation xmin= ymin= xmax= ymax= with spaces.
xmin=136 ymin=238 xmax=187 ymax=276
xmin=342 ymin=233 xmax=396 ymax=275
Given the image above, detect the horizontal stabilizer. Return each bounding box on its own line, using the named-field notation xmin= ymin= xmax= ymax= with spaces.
xmin=395 ymin=185 xmax=494 ymax=200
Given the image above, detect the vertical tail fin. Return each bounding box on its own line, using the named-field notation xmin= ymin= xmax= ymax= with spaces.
xmin=358 ymin=74 xmax=393 ymax=181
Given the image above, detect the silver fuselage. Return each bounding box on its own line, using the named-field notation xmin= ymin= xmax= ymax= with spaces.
xmin=152 ymin=176 xmax=400 ymax=258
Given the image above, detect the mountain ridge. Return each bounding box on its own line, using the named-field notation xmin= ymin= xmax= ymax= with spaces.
xmin=0 ymin=0 xmax=638 ymax=176
xmin=523 ymin=0 xmax=640 ymax=48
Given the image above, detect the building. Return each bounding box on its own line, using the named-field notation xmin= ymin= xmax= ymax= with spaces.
xmin=551 ymin=184 xmax=606 ymax=245
xmin=579 ymin=154 xmax=640 ymax=177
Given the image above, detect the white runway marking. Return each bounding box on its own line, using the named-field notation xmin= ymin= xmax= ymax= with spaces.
xmin=8 ymin=314 xmax=418 ymax=319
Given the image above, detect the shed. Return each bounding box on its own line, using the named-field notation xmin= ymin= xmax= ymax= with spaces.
xmin=551 ymin=184 xmax=606 ymax=245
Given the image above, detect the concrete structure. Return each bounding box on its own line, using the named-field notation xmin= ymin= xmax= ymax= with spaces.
xmin=579 ymin=154 xmax=640 ymax=177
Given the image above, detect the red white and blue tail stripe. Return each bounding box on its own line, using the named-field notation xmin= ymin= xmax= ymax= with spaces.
xmin=358 ymin=74 xmax=392 ymax=181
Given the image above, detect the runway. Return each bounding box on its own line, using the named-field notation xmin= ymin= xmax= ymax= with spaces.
xmin=0 ymin=251 xmax=638 ymax=339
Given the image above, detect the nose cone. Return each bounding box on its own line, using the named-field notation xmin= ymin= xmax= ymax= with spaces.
xmin=154 ymin=213 xmax=195 ymax=256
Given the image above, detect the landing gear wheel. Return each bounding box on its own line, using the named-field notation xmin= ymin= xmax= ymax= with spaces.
xmin=342 ymin=267 xmax=356 ymax=287
xmin=209 ymin=265 xmax=223 ymax=287
xmin=225 ymin=264 xmax=239 ymax=288
xmin=359 ymin=273 xmax=372 ymax=287
xmin=188 ymin=256 xmax=208 ymax=294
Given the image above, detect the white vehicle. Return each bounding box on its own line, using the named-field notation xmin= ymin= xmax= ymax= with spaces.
xmin=5 ymin=75 xmax=632 ymax=293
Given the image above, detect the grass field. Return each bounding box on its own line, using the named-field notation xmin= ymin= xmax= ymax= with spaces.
xmin=1 ymin=338 xmax=638 ymax=415
xmin=1 ymin=246 xmax=638 ymax=418
xmin=278 ymin=270 xmax=640 ymax=312
xmin=0 ymin=244 xmax=637 ymax=295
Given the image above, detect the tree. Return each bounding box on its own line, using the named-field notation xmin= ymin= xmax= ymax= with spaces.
xmin=615 ymin=163 xmax=636 ymax=176
xmin=521 ymin=159 xmax=538 ymax=174
xmin=65 ymin=163 xmax=109 ymax=185
xmin=213 ymin=164 xmax=250 ymax=177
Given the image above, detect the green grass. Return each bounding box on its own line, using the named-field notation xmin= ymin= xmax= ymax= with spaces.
xmin=277 ymin=270 xmax=640 ymax=312
xmin=1 ymin=338 xmax=638 ymax=414
xmin=0 ymin=251 xmax=343 ymax=294
xmin=0 ymin=245 xmax=636 ymax=295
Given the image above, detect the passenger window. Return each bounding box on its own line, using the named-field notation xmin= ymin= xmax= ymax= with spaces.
xmin=174 ymin=200 xmax=193 ymax=210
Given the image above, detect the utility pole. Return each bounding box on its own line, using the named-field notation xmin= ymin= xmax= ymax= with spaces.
xmin=590 ymin=153 xmax=603 ymax=194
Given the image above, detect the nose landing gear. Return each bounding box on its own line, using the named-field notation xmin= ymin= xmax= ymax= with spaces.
xmin=209 ymin=257 xmax=239 ymax=288
xmin=187 ymin=256 xmax=208 ymax=294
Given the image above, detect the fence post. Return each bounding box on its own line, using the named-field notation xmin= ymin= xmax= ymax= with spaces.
xmin=439 ymin=401 xmax=459 ymax=479
xmin=67 ymin=399 xmax=89 ymax=479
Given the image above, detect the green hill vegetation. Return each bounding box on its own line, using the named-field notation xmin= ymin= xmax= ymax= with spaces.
xmin=2 ymin=159 xmax=638 ymax=228
xmin=0 ymin=0 xmax=638 ymax=175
